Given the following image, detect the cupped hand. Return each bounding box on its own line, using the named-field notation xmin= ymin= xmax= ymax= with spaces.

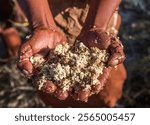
xmin=73 ymin=27 xmax=125 ymax=101
xmin=18 ymin=27 xmax=66 ymax=76
xmin=18 ymin=26 xmax=70 ymax=100
xmin=78 ymin=28 xmax=125 ymax=66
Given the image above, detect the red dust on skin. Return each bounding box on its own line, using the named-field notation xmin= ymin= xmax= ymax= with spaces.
xmin=31 ymin=42 xmax=109 ymax=102
xmin=55 ymin=89 xmax=69 ymax=100
xmin=42 ymin=81 xmax=57 ymax=94
xmin=74 ymin=90 xmax=91 ymax=102
xmin=92 ymin=84 xmax=103 ymax=94
xmin=30 ymin=31 xmax=124 ymax=102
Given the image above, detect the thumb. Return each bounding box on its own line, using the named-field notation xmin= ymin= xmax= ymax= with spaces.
xmin=18 ymin=60 xmax=33 ymax=77
xmin=18 ymin=42 xmax=33 ymax=77
xmin=108 ymin=38 xmax=125 ymax=67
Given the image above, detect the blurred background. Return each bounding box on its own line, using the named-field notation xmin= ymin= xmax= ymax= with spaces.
xmin=0 ymin=0 xmax=150 ymax=108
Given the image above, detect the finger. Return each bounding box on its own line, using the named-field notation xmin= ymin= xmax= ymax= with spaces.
xmin=108 ymin=38 xmax=125 ymax=66
xmin=20 ymin=61 xmax=33 ymax=77
xmin=98 ymin=67 xmax=111 ymax=87
xmin=41 ymin=81 xmax=57 ymax=94
xmin=108 ymin=53 xmax=125 ymax=67
xmin=92 ymin=67 xmax=111 ymax=94
xmin=18 ymin=42 xmax=33 ymax=76
xmin=74 ymin=89 xmax=90 ymax=102
xmin=91 ymin=84 xmax=103 ymax=94
xmin=55 ymin=89 xmax=69 ymax=100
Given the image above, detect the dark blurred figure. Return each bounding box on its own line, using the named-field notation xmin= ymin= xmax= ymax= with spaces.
xmin=0 ymin=0 xmax=27 ymax=57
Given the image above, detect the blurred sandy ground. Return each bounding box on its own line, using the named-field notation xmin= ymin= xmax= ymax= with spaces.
xmin=0 ymin=0 xmax=150 ymax=107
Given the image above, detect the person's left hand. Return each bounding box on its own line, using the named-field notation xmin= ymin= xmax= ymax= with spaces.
xmin=75 ymin=27 xmax=125 ymax=99
xmin=78 ymin=28 xmax=125 ymax=65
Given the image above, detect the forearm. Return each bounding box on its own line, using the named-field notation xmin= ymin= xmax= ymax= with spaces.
xmin=83 ymin=0 xmax=121 ymax=31
xmin=17 ymin=0 xmax=55 ymax=29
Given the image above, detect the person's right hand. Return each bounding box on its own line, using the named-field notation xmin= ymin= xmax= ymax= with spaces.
xmin=18 ymin=26 xmax=68 ymax=100
xmin=18 ymin=27 xmax=66 ymax=77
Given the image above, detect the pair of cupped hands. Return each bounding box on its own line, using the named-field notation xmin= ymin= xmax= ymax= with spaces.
xmin=18 ymin=26 xmax=125 ymax=102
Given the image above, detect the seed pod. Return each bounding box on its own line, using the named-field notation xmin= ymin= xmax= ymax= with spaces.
xmin=55 ymin=89 xmax=68 ymax=100
xmin=42 ymin=81 xmax=57 ymax=94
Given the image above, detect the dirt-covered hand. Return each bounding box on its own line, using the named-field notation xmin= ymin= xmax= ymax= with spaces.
xmin=78 ymin=28 xmax=125 ymax=66
xmin=18 ymin=27 xmax=67 ymax=100
xmin=75 ymin=28 xmax=125 ymax=101
xmin=18 ymin=27 xmax=66 ymax=77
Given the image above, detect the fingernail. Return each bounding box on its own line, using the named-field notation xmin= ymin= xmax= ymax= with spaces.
xmin=112 ymin=59 xmax=119 ymax=66
xmin=43 ymin=81 xmax=57 ymax=94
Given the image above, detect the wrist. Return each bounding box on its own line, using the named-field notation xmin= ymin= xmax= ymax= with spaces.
xmin=31 ymin=15 xmax=56 ymax=30
xmin=82 ymin=0 xmax=121 ymax=34
xmin=33 ymin=25 xmax=58 ymax=33
xmin=19 ymin=0 xmax=56 ymax=30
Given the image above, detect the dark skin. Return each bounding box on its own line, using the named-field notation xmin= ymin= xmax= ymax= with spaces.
xmin=17 ymin=0 xmax=125 ymax=106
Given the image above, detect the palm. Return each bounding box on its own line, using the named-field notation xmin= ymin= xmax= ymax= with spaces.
xmin=18 ymin=27 xmax=66 ymax=76
xmin=77 ymin=28 xmax=125 ymax=93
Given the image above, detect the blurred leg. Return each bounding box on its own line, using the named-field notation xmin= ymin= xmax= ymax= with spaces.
xmin=2 ymin=27 xmax=21 ymax=56
xmin=0 ymin=26 xmax=3 ymax=34
xmin=99 ymin=64 xmax=127 ymax=107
